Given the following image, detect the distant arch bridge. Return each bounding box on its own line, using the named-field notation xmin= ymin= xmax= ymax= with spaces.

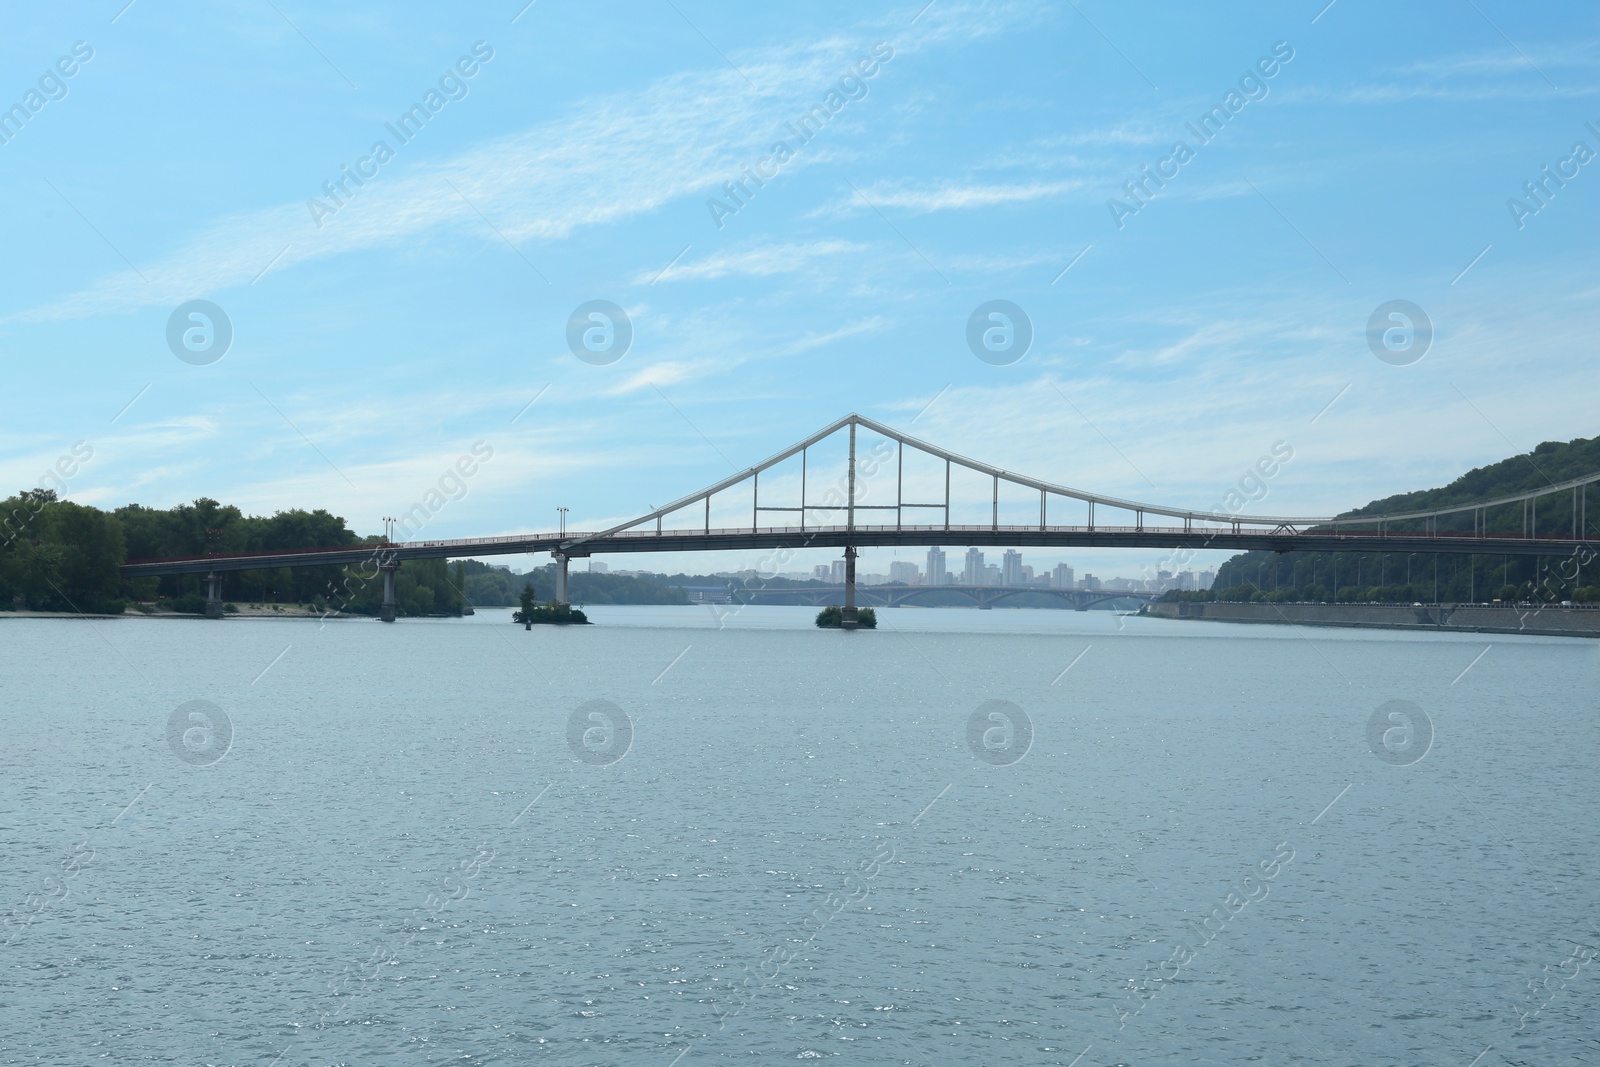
xmin=732 ymin=584 xmax=1159 ymax=611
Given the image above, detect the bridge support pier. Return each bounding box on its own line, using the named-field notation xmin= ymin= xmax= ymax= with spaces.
xmin=204 ymin=573 xmax=223 ymax=619
xmin=841 ymin=547 xmax=859 ymax=629
xmin=380 ymin=561 xmax=399 ymax=623
xmin=554 ymin=553 xmax=569 ymax=605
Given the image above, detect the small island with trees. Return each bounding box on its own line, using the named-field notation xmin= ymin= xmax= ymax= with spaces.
xmin=513 ymin=583 xmax=589 ymax=627
xmin=815 ymin=605 xmax=876 ymax=628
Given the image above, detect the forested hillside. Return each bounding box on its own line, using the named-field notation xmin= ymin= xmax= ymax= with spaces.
xmin=1196 ymin=434 xmax=1600 ymax=604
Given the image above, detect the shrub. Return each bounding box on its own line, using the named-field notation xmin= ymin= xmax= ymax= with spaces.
xmin=162 ymin=593 xmax=208 ymax=614
xmin=815 ymin=605 xmax=877 ymax=628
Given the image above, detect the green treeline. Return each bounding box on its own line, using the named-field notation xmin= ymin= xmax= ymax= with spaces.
xmin=0 ymin=490 xmax=126 ymax=612
xmin=1195 ymin=434 xmax=1600 ymax=605
xmin=0 ymin=490 xmax=689 ymax=616
xmin=0 ymin=491 xmax=464 ymax=616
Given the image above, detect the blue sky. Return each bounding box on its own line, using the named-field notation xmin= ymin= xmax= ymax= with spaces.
xmin=2 ymin=0 xmax=1597 ymax=580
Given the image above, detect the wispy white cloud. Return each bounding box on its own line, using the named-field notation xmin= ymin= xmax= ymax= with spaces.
xmin=816 ymin=178 xmax=1084 ymax=217
xmin=11 ymin=5 xmax=1044 ymax=326
xmin=769 ymin=317 xmax=888 ymax=357
xmin=1394 ymin=41 xmax=1600 ymax=78
xmin=606 ymin=359 xmax=731 ymax=396
xmin=1288 ymin=39 xmax=1600 ymax=104
xmin=638 ymin=239 xmax=871 ymax=284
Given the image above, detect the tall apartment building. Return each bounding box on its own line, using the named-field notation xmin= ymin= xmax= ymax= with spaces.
xmin=1001 ymin=550 xmax=1024 ymax=586
xmin=1052 ymin=563 xmax=1075 ymax=589
xmin=963 ymin=547 xmax=985 ymax=585
xmin=888 ymin=560 xmax=919 ymax=584
xmin=925 ymin=546 xmax=947 ymax=586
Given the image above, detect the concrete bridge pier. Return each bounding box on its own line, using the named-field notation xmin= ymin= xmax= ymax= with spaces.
xmin=204 ymin=573 xmax=224 ymax=619
xmin=380 ymin=561 xmax=400 ymax=622
xmin=553 ymin=552 xmax=569 ymax=605
xmin=841 ymin=547 xmax=859 ymax=629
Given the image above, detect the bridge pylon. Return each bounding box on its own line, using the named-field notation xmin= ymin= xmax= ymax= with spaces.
xmin=380 ymin=561 xmax=400 ymax=622
xmin=204 ymin=572 xmax=223 ymax=619
xmin=841 ymin=547 xmax=859 ymax=629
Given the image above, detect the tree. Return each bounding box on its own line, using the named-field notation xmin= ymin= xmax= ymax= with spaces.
xmin=0 ymin=492 xmax=125 ymax=612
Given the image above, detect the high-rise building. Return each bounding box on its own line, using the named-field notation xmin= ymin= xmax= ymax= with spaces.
xmin=1082 ymin=573 xmax=1101 ymax=590
xmin=1052 ymin=563 xmax=1075 ymax=589
xmin=813 ymin=564 xmax=831 ymax=580
xmin=963 ymin=547 xmax=985 ymax=585
xmin=889 ymin=561 xmax=919 ymax=584
xmin=926 ymin=546 xmax=947 ymax=586
xmin=831 ymin=559 xmax=846 ymax=584
xmin=1001 ymin=550 xmax=1024 ymax=586
xmin=984 ymin=563 xmax=1001 ymax=584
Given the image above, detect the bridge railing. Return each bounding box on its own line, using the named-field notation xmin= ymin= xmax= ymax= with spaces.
xmin=124 ymin=520 xmax=1589 ymax=567
xmin=593 ymin=522 xmax=1583 ymax=543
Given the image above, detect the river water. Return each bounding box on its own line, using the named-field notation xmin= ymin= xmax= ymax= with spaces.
xmin=2 ymin=606 xmax=1596 ymax=1065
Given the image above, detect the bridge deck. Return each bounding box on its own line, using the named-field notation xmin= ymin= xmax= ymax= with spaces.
xmin=120 ymin=523 xmax=1595 ymax=577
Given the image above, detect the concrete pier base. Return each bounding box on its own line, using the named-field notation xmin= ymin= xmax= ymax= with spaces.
xmin=380 ymin=562 xmax=399 ymax=622
xmin=204 ymin=573 xmax=224 ymax=619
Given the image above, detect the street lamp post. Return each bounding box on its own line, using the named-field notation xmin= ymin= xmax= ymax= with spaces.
xmin=557 ymin=507 xmax=569 ymax=538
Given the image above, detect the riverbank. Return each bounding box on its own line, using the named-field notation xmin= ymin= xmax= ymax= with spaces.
xmin=2 ymin=602 xmax=352 ymax=620
xmin=1143 ymin=600 xmax=1600 ymax=638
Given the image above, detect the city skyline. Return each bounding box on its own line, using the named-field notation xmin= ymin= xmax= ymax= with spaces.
xmin=618 ymin=546 xmax=1215 ymax=593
